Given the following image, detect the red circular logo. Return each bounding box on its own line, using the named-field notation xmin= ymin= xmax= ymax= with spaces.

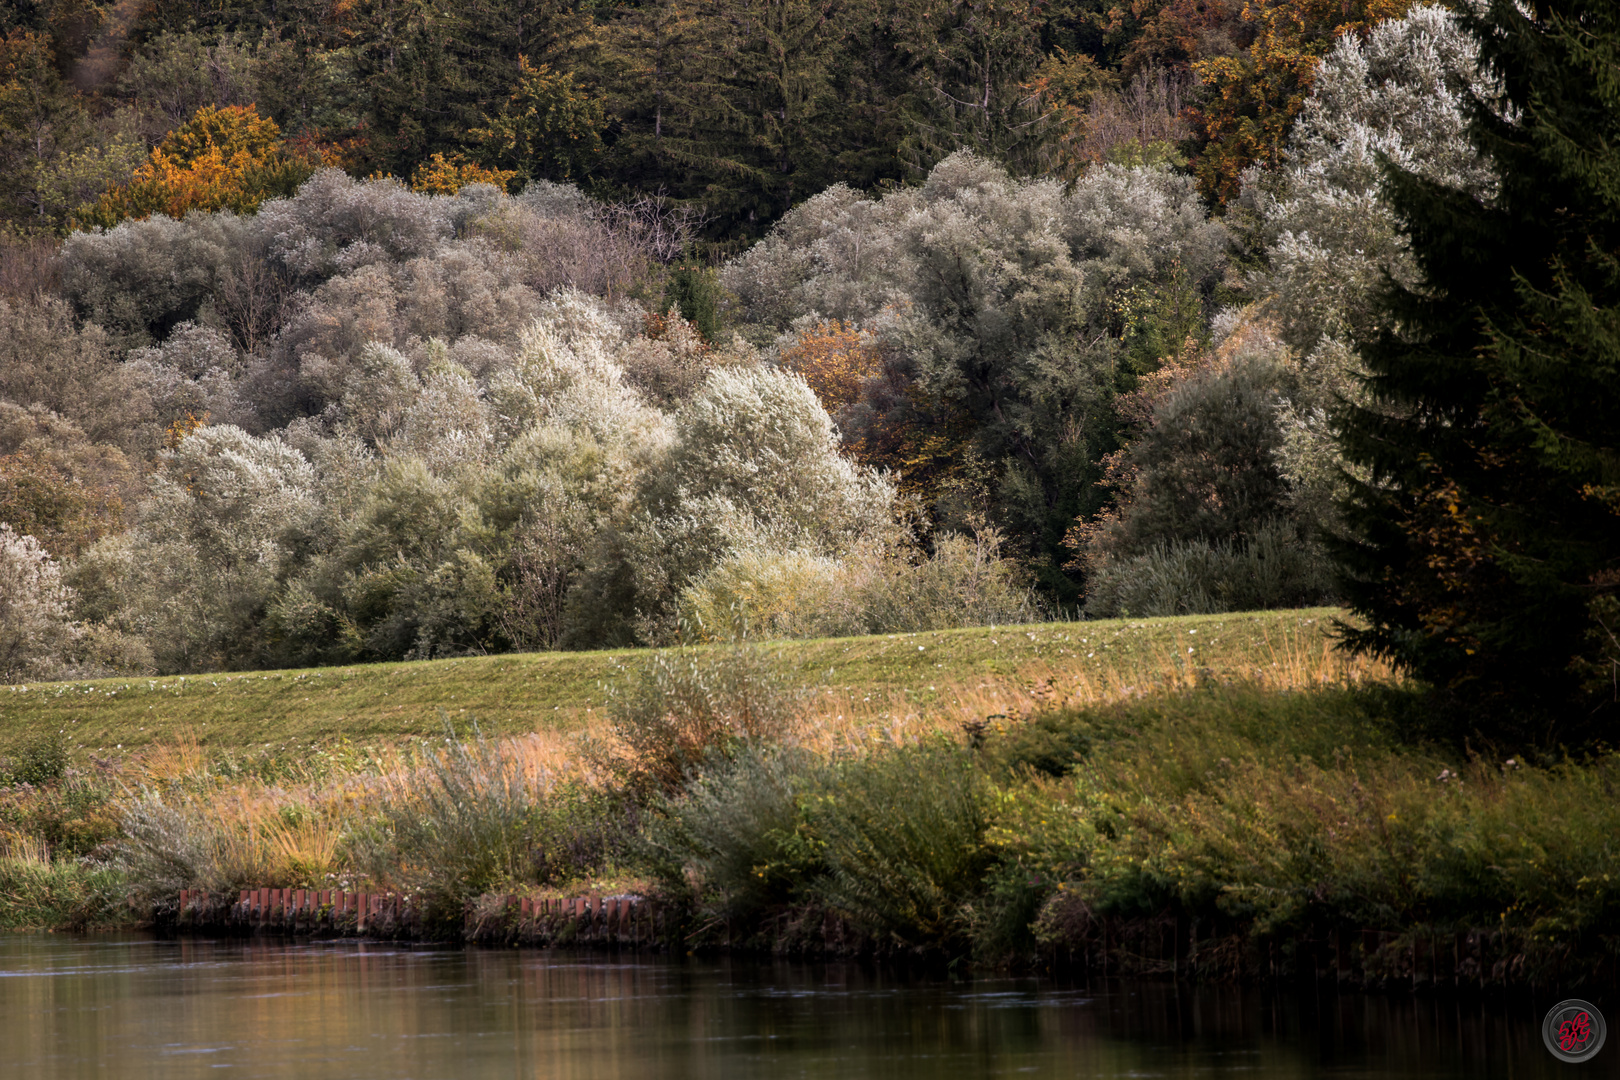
xmin=1543 ymin=1000 xmax=1607 ymax=1063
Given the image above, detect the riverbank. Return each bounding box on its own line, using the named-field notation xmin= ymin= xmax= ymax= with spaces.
xmin=4 ymin=611 xmax=1617 ymax=991
xmin=139 ymin=871 xmax=1615 ymax=993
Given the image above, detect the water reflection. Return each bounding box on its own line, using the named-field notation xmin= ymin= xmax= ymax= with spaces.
xmin=0 ymin=935 xmax=1608 ymax=1080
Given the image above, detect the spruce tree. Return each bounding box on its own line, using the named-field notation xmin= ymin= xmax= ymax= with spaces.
xmin=1334 ymin=0 xmax=1620 ymax=735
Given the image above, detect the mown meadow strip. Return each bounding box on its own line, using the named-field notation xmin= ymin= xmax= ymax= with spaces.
xmin=1 ymin=608 xmax=1344 ymax=753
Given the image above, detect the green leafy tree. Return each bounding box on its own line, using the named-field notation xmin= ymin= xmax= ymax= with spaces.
xmin=1335 ymin=0 xmax=1620 ymax=734
xmin=0 ymin=28 xmax=89 ymax=226
xmin=473 ymin=57 xmax=605 ymax=183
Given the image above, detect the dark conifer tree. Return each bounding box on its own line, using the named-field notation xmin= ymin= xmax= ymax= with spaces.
xmin=1334 ymin=0 xmax=1620 ymax=735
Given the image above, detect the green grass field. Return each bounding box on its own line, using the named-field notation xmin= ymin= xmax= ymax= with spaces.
xmin=1 ymin=608 xmax=1349 ymax=754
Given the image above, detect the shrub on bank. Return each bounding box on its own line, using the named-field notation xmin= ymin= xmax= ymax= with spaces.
xmin=813 ymin=743 xmax=993 ymax=949
xmin=601 ymin=645 xmax=802 ymax=793
xmin=351 ymin=731 xmax=636 ymax=920
xmin=647 ymin=740 xmax=995 ymax=951
xmin=0 ymin=851 xmax=127 ymax=930
xmin=982 ymin=686 xmax=1620 ymax=974
xmin=645 ymin=745 xmax=828 ymax=922
xmin=644 ymin=678 xmax=1620 ymax=977
xmin=1083 ymin=522 xmax=1336 ymax=619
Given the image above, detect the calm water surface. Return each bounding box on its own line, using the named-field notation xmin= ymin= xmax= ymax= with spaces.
xmin=0 ymin=934 xmax=1611 ymax=1079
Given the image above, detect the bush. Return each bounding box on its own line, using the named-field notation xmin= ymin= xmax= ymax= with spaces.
xmin=117 ymin=787 xmax=347 ymax=901
xmin=602 ymin=645 xmax=802 ymax=793
xmin=649 ymin=739 xmax=1001 ymax=952
xmin=0 ymin=769 xmax=122 ymax=859
xmin=845 ymin=529 xmax=1046 ymax=633
xmin=0 ymin=853 xmax=127 ymax=930
xmin=350 ymin=728 xmax=634 ymax=920
xmin=676 ymin=549 xmax=847 ymax=640
xmin=1024 ymin=725 xmax=1620 ymax=959
xmin=812 ymin=743 xmax=993 ymax=948
xmin=678 ymin=527 xmax=1045 ymax=641
xmin=1083 ymin=521 xmax=1336 ymax=618
xmin=116 ymin=794 xmax=238 ymax=901
xmin=645 ymin=745 xmax=829 ymax=921
xmin=0 ymin=731 xmax=69 ymax=786
xmin=353 ymin=732 xmax=546 ymax=913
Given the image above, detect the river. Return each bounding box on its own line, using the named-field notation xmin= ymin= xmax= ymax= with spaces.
xmin=0 ymin=934 xmax=1608 ymax=1079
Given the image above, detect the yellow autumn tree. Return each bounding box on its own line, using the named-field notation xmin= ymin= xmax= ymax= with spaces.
xmin=73 ymin=105 xmax=330 ymax=228
xmin=408 ymin=152 xmax=518 ymax=195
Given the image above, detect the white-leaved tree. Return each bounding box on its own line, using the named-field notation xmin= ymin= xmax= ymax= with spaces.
xmin=577 ymin=365 xmax=896 ymax=646
xmin=1243 ymin=3 xmax=1494 ymax=531
xmin=0 ymin=524 xmax=79 ymax=682
xmin=72 ymin=425 xmax=318 ymax=673
xmin=723 ymin=150 xmax=1230 ymax=572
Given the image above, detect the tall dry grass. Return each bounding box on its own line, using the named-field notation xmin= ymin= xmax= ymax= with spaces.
xmin=117 ymin=725 xmax=621 ymax=903
xmin=98 ymin=630 xmax=1398 ymax=916
xmin=790 ymin=625 xmax=1396 ymax=756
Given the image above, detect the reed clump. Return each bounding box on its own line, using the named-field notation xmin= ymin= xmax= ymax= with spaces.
xmin=348 ymin=729 xmax=637 ymax=923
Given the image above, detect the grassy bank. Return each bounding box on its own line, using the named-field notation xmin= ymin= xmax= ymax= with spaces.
xmin=1 ymin=608 xmax=1342 ymax=753
xmin=8 ymin=609 xmax=1617 ymax=988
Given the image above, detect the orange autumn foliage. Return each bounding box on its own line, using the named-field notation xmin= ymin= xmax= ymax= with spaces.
xmin=1190 ymin=0 xmax=1416 ymax=203
xmin=779 ymin=320 xmax=976 ymax=505
xmin=778 ymin=321 xmax=881 ymax=412
xmin=74 ymin=105 xmax=345 ymax=228
xmin=408 ymin=152 xmax=518 ymax=195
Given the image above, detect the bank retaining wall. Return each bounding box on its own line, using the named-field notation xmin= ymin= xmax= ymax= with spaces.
xmin=167 ymin=888 xmax=671 ymax=947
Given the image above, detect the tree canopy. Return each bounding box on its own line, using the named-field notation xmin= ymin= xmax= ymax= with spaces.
xmin=1335 ymin=0 xmax=1620 ymax=735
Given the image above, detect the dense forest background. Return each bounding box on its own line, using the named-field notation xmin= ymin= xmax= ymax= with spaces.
xmin=2 ymin=0 xmax=1615 ymax=737
xmin=0 ymin=0 xmax=1413 ymax=240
